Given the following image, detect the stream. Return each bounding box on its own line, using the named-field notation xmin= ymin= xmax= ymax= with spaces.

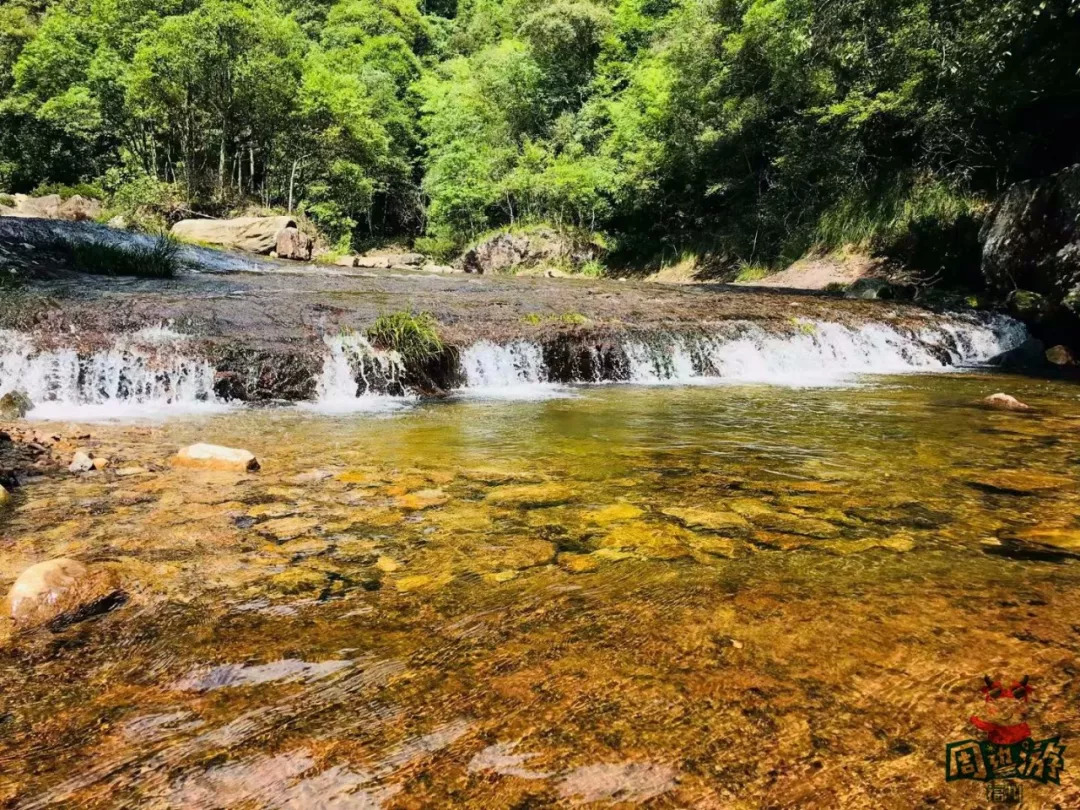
xmin=2 ymin=364 xmax=1080 ymax=807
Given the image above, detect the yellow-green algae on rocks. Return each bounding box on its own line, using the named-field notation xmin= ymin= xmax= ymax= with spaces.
xmin=2 ymin=375 xmax=1080 ymax=808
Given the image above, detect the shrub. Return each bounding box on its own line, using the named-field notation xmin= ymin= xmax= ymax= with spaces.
xmin=55 ymin=232 xmax=181 ymax=278
xmin=734 ymin=263 xmax=772 ymax=283
xmin=30 ymin=182 xmax=106 ymax=201
xmin=0 ymin=194 xmax=14 ymax=207
xmin=366 ymin=311 xmax=444 ymax=364
xmin=579 ymin=259 xmax=605 ymax=278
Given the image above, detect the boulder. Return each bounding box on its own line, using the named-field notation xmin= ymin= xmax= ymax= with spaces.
xmin=0 ymin=390 xmax=32 ymax=419
xmin=1046 ymin=344 xmax=1075 ymax=366
xmin=987 ymin=336 xmax=1046 ymax=369
xmin=1007 ymin=290 xmax=1052 ymax=325
xmin=335 ymin=255 xmax=359 ymax=268
xmin=0 ymin=483 xmax=9 ymax=508
xmin=982 ymin=392 xmax=1031 ymax=412
xmin=843 ymin=277 xmax=894 ymax=300
xmin=3 ymin=558 xmax=124 ymax=631
xmin=171 ymin=216 xmax=297 ymax=255
xmin=68 ymin=450 xmax=94 ymax=473
xmin=275 ymin=226 xmax=313 ymax=261
xmin=9 ymin=194 xmax=62 ymax=219
xmin=58 ymin=195 xmax=103 ymax=222
xmin=982 ymin=164 xmax=1080 ymax=348
xmin=172 ymin=443 xmax=260 ymax=472
xmin=459 ymin=228 xmax=601 ymax=275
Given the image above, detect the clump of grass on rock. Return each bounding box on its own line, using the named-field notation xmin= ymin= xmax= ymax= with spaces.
xmin=55 ymin=232 xmax=181 ymax=279
xmin=366 ymin=311 xmax=444 ymax=365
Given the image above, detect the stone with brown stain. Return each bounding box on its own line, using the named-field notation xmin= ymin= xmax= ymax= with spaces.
xmin=173 ymin=444 xmax=260 ymax=472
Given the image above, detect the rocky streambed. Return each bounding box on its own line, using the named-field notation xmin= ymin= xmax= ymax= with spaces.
xmin=2 ymin=377 xmax=1080 ymax=808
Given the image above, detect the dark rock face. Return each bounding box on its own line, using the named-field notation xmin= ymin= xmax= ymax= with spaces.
xmin=459 ymin=229 xmax=601 ymax=275
xmin=982 ymin=164 xmax=1080 ymax=348
xmin=208 ymin=343 xmax=322 ymax=402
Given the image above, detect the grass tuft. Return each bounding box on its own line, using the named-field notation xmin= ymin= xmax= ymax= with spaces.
xmin=55 ymin=232 xmax=181 ymax=278
xmin=366 ymin=310 xmax=444 ymax=365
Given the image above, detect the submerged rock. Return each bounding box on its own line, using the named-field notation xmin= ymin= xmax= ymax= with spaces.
xmin=3 ymin=558 xmax=124 ymax=632
xmin=982 ymin=393 xmax=1031 ymax=412
xmin=173 ymin=443 xmax=260 ymax=472
xmin=967 ymin=470 xmax=1071 ymax=495
xmin=0 ymin=390 xmax=32 ymax=419
xmin=395 ymin=489 xmax=449 ymax=511
xmin=661 ymin=507 xmax=750 ymax=536
xmin=485 ymin=483 xmax=575 ymax=508
xmin=586 ymin=503 xmax=645 ymax=525
xmin=817 ymin=535 xmax=915 ymax=555
xmin=746 ymin=511 xmax=839 ymax=539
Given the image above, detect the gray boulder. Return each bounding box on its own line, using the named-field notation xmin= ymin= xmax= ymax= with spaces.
xmin=459 ymin=228 xmax=601 ymax=275
xmin=843 ymin=278 xmax=894 ymax=300
xmin=982 ymin=164 xmax=1080 ymax=343
xmin=275 ymin=226 xmax=313 ymax=261
xmin=0 ymin=390 xmax=32 ymax=419
xmin=171 ymin=216 xmax=298 ymax=256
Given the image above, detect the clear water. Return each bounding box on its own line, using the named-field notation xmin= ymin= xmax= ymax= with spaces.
xmin=1 ymin=374 xmax=1079 ymax=807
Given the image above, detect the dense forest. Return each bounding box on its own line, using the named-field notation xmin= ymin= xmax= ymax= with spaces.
xmin=1 ymin=0 xmax=1079 ymax=268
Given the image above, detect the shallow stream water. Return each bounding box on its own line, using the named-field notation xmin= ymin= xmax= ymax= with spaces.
xmin=2 ymin=374 xmax=1080 ymax=808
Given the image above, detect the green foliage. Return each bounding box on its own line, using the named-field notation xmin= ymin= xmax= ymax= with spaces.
xmin=367 ymin=310 xmax=444 ymax=363
xmin=0 ymin=193 xmax=13 ymax=207
xmin=579 ymin=258 xmax=604 ymax=277
xmin=30 ymin=181 xmax=105 ymax=200
xmin=734 ymin=264 xmax=771 ymax=283
xmin=0 ymin=0 xmax=1078 ymax=267
xmin=56 ymin=233 xmax=181 ymax=278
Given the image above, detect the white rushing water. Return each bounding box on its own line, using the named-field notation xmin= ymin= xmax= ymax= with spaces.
xmin=0 ymin=327 xmax=225 ymax=420
xmin=455 ymin=314 xmax=1027 ymax=392
xmin=309 ymin=332 xmax=414 ymax=413
xmin=0 ymin=313 xmax=1027 ymax=417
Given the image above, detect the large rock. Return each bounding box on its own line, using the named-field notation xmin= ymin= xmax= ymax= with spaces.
xmin=843 ymin=277 xmax=894 ymax=300
xmin=0 ymin=484 xmax=10 ymax=508
xmin=275 ymin=226 xmax=313 ymax=261
xmin=171 ymin=216 xmax=299 ymax=256
xmin=982 ymin=164 xmax=1080 ymax=347
xmin=172 ymin=443 xmax=260 ymax=472
xmin=3 ymin=558 xmax=124 ymax=632
xmin=0 ymin=194 xmax=102 ymax=221
xmin=58 ymin=195 xmax=103 ymax=222
xmin=459 ymin=228 xmax=601 ymax=275
xmin=0 ymin=390 xmax=32 ymax=419
xmin=982 ymin=392 xmax=1031 ymax=412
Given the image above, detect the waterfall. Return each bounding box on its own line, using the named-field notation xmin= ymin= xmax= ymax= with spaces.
xmin=309 ymin=331 xmax=413 ymax=413
xmin=0 ymin=327 xmax=222 ymax=419
xmin=0 ymin=312 xmax=1029 ymax=417
xmin=448 ymin=313 xmax=1027 ymax=393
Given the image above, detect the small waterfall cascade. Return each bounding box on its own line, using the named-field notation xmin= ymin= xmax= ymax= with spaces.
xmin=460 ymin=341 xmax=547 ymax=387
xmin=452 ymin=313 xmax=1027 ymax=391
xmin=0 ymin=326 xmax=220 ymax=419
xmin=0 ymin=312 xmax=1029 ymax=416
xmin=312 ymin=331 xmax=410 ymax=411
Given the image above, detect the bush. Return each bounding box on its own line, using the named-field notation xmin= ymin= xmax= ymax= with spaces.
xmin=0 ymin=194 xmax=14 ymax=207
xmin=579 ymin=259 xmax=605 ymax=278
xmin=55 ymin=233 xmax=181 ymax=279
xmin=366 ymin=311 xmax=444 ymax=365
xmin=30 ymin=182 xmax=106 ymax=201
